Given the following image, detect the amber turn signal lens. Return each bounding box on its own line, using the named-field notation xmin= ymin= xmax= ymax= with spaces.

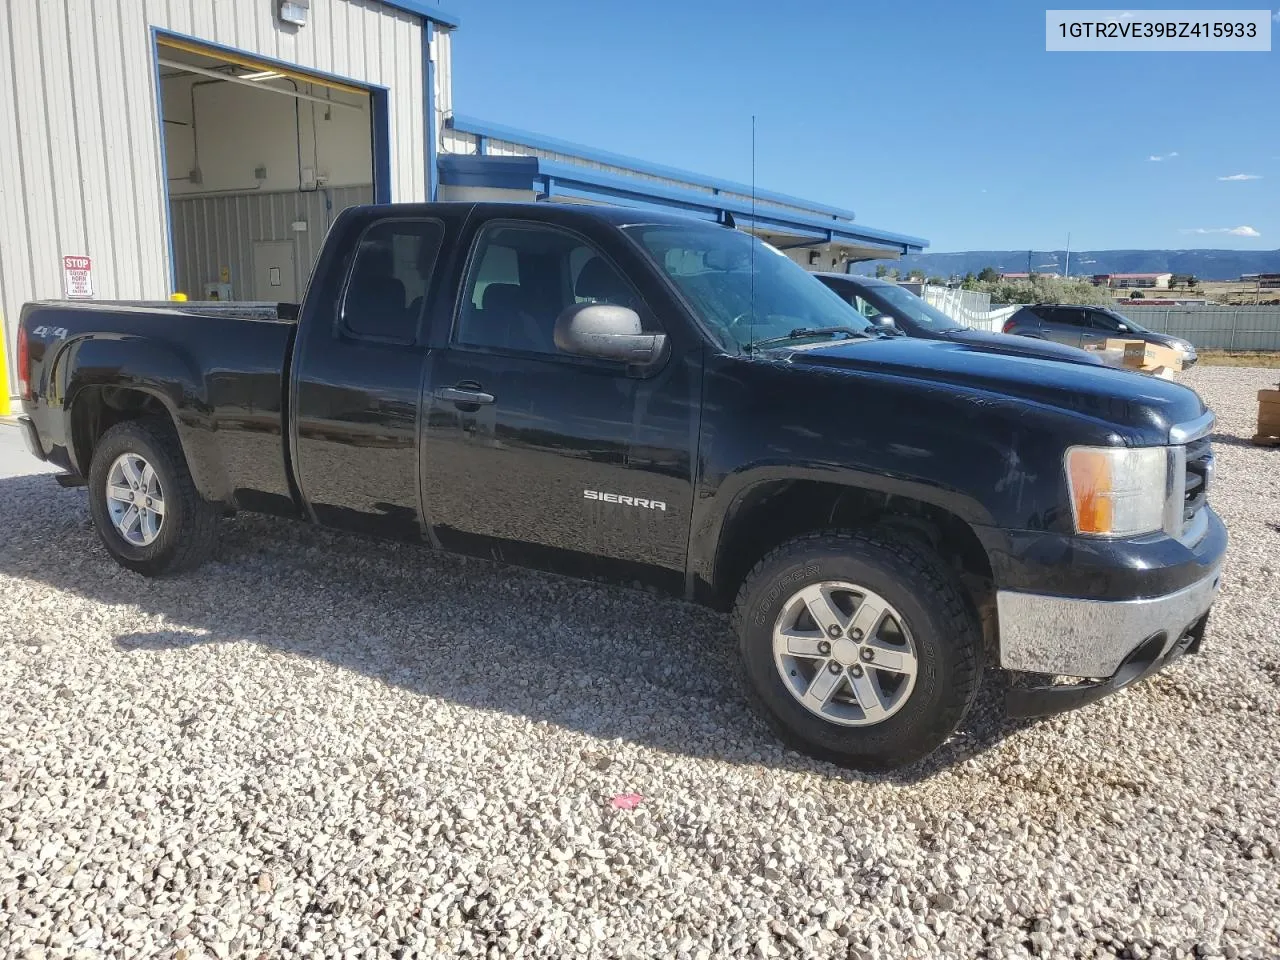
xmin=1064 ymin=446 xmax=1166 ymax=537
xmin=1066 ymin=448 xmax=1113 ymax=533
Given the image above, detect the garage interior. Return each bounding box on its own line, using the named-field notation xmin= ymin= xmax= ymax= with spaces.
xmin=157 ymin=37 xmax=375 ymax=303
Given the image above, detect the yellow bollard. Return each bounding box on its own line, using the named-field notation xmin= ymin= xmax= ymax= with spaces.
xmin=0 ymin=313 xmax=11 ymax=417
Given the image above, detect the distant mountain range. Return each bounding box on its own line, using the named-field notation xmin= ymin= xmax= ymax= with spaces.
xmin=849 ymin=249 xmax=1280 ymax=281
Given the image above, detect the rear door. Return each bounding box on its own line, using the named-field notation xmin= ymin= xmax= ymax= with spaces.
xmin=1036 ymin=307 xmax=1086 ymax=347
xmin=419 ymin=213 xmax=700 ymax=593
xmin=289 ymin=208 xmax=467 ymax=539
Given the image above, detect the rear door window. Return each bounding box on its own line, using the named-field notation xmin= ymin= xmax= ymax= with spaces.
xmin=1040 ymin=307 xmax=1083 ymax=327
xmin=342 ymin=219 xmax=445 ymax=342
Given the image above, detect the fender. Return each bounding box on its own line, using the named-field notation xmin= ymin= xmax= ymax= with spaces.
xmin=60 ymin=334 xmax=234 ymax=504
xmin=689 ymin=460 xmax=998 ymax=596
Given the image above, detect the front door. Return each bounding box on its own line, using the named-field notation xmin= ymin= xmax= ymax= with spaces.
xmin=1080 ymin=309 xmax=1124 ymax=349
xmin=420 ymin=219 xmax=699 ymax=593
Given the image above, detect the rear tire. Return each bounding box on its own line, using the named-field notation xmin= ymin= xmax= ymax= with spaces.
xmin=732 ymin=531 xmax=980 ymax=771
xmin=87 ymin=418 xmax=219 ymax=576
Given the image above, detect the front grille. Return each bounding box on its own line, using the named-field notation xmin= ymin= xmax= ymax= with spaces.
xmin=1183 ymin=437 xmax=1213 ymax=521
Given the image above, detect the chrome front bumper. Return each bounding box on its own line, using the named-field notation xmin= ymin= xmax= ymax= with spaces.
xmin=997 ymin=564 xmax=1223 ymax=679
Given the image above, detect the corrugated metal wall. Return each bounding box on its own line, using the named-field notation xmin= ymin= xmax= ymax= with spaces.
xmin=169 ymin=185 xmax=373 ymax=300
xmin=1119 ymin=305 xmax=1280 ymax=351
xmin=925 ymin=293 xmax=1280 ymax=349
xmin=0 ymin=0 xmax=433 ymax=388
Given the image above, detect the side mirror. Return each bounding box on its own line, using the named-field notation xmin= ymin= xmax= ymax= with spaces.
xmin=1115 ymin=323 xmax=1129 ymax=333
xmin=870 ymin=313 xmax=897 ymax=330
xmin=554 ymin=303 xmax=667 ymax=364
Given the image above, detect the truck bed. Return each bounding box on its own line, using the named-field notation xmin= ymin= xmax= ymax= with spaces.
xmin=19 ymin=299 xmax=300 ymax=514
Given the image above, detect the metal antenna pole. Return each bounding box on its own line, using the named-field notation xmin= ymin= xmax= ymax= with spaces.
xmin=750 ymin=115 xmax=756 ymax=352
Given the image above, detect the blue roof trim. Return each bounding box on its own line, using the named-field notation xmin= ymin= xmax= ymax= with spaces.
xmin=448 ymin=114 xmax=859 ymax=222
xmin=437 ymin=155 xmax=928 ymax=253
xmin=375 ymin=0 xmax=461 ymax=28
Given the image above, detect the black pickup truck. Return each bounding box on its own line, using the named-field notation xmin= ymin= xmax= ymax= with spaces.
xmin=16 ymin=202 xmax=1226 ymax=770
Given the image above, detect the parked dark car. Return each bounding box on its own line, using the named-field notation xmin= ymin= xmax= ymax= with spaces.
xmin=16 ymin=203 xmax=1224 ymax=770
xmin=1001 ymin=303 xmax=1198 ymax=367
xmin=815 ymin=273 xmax=1103 ymax=365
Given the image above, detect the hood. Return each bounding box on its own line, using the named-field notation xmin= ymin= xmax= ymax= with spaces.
xmin=787 ymin=337 xmax=1206 ymax=440
xmin=939 ymin=327 xmax=1103 ymax=365
xmin=1136 ymin=330 xmax=1194 ymax=352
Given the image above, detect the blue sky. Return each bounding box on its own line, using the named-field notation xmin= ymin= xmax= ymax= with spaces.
xmin=446 ymin=1 xmax=1278 ymax=252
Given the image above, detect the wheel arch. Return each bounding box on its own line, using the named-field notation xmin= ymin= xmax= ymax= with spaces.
xmin=68 ymin=383 xmax=231 ymax=504
xmin=702 ymin=475 xmax=996 ymax=641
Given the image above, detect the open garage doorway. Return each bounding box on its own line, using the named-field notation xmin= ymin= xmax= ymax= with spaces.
xmin=155 ymin=35 xmax=382 ymax=302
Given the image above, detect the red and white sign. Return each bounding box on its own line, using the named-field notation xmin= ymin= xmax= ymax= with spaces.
xmin=62 ymin=255 xmax=93 ymax=299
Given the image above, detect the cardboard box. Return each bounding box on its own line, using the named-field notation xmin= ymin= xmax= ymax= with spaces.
xmin=1259 ymin=389 xmax=1280 ymax=431
xmin=1254 ymin=387 xmax=1280 ymax=445
xmin=1102 ymin=337 xmax=1143 ymax=352
xmin=1102 ymin=338 xmax=1182 ymax=374
xmin=1123 ymin=340 xmax=1182 ymax=372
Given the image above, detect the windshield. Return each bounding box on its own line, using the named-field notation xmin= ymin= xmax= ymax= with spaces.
xmin=623 ymin=223 xmax=877 ymax=351
xmin=863 ymin=283 xmax=963 ymax=331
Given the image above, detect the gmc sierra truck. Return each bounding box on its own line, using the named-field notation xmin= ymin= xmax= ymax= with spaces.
xmin=16 ymin=202 xmax=1226 ymax=770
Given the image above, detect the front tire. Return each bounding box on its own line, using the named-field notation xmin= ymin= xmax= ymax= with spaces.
xmin=87 ymin=418 xmax=219 ymax=576
xmin=732 ymin=531 xmax=980 ymax=771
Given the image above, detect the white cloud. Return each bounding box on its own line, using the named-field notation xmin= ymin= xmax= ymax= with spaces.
xmin=1147 ymin=151 xmax=1179 ymax=161
xmin=1218 ymin=173 xmax=1262 ymax=181
xmin=1179 ymin=226 xmax=1262 ymax=238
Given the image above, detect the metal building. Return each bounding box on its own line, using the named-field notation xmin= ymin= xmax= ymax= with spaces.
xmin=0 ymin=0 xmax=457 ymax=403
xmin=0 ymin=0 xmax=925 ymax=407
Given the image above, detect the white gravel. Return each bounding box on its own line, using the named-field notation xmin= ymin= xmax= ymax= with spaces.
xmin=2 ymin=365 xmax=1279 ymax=960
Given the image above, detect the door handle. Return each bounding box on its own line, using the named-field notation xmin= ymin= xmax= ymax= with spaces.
xmin=436 ymin=384 xmax=495 ymax=407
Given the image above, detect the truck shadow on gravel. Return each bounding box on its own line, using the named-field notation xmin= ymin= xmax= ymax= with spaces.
xmin=0 ymin=474 xmax=1038 ymax=784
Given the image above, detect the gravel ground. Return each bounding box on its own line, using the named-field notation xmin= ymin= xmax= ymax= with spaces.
xmin=2 ymin=366 xmax=1278 ymax=960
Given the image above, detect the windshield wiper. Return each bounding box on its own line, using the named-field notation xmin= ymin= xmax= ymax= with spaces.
xmin=747 ymin=326 xmax=875 ymax=350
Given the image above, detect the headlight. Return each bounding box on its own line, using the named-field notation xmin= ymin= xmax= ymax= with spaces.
xmin=1065 ymin=446 xmax=1167 ymax=536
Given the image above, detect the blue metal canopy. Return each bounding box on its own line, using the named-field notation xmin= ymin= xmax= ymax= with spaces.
xmin=437 ymin=153 xmax=928 ymax=257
